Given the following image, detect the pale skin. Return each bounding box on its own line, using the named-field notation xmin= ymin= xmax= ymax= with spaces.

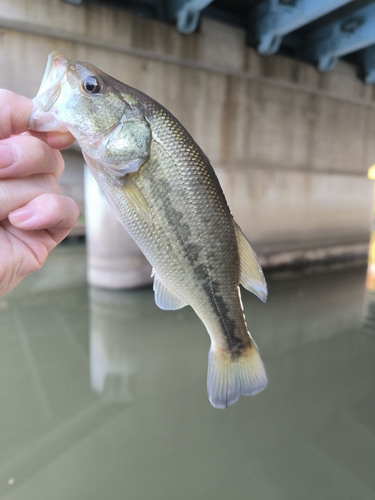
xmin=0 ymin=90 xmax=79 ymax=297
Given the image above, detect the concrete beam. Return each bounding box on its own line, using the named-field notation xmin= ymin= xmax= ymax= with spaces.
xmin=364 ymin=44 xmax=375 ymax=84
xmin=256 ymin=0 xmax=353 ymax=55
xmin=308 ymin=2 xmax=375 ymax=71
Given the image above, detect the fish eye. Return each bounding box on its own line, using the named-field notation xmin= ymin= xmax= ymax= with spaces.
xmin=82 ymin=75 xmax=102 ymax=94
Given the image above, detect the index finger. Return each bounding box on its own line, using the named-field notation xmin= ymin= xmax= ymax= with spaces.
xmin=0 ymin=90 xmax=33 ymax=139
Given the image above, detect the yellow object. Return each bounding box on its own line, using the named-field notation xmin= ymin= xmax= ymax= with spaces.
xmin=368 ymin=164 xmax=375 ymax=180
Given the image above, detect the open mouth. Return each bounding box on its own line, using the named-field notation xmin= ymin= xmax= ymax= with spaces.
xmin=28 ymin=52 xmax=68 ymax=133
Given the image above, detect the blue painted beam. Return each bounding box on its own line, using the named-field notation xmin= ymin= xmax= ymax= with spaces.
xmin=308 ymin=3 xmax=375 ymax=71
xmin=170 ymin=0 xmax=214 ymax=34
xmin=256 ymin=0 xmax=353 ymax=55
xmin=364 ymin=45 xmax=375 ymax=84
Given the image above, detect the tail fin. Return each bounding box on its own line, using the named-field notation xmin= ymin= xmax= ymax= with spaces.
xmin=207 ymin=344 xmax=267 ymax=409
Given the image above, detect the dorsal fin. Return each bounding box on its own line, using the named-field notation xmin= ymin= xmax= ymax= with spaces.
xmin=235 ymin=222 xmax=267 ymax=303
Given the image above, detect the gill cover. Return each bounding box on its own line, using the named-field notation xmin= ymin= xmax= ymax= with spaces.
xmin=91 ymin=115 xmax=151 ymax=175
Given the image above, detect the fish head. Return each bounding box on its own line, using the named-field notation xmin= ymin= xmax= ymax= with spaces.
xmin=29 ymin=52 xmax=151 ymax=176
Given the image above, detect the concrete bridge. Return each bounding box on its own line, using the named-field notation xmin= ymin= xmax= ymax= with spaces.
xmin=1 ymin=0 xmax=374 ymax=286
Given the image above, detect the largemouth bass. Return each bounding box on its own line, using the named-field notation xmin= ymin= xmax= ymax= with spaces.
xmin=29 ymin=52 xmax=268 ymax=408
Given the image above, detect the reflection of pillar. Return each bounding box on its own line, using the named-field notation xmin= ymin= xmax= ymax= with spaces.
xmin=84 ymin=165 xmax=152 ymax=288
xmin=363 ymin=179 xmax=375 ymax=334
xmin=362 ymin=291 xmax=375 ymax=335
xmin=366 ymin=233 xmax=375 ymax=291
xmin=89 ymin=287 xmax=140 ymax=403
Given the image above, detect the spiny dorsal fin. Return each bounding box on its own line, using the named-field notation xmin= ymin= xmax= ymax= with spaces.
xmin=235 ymin=222 xmax=267 ymax=303
xmin=153 ymin=272 xmax=187 ymax=310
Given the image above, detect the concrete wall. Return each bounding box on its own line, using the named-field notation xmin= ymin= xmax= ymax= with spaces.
xmin=1 ymin=0 xmax=375 ymax=276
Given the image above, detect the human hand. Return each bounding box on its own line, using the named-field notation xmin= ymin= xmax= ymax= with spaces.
xmin=0 ymin=90 xmax=79 ymax=297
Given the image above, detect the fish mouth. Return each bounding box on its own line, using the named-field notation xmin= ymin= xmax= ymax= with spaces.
xmin=29 ymin=52 xmax=69 ymax=132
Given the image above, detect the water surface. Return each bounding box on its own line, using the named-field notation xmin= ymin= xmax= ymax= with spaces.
xmin=1 ymin=244 xmax=374 ymax=500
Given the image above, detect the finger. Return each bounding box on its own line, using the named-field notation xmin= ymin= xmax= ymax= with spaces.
xmin=0 ymin=135 xmax=65 ymax=178
xmin=28 ymin=130 xmax=76 ymax=150
xmin=0 ymin=90 xmax=33 ymax=139
xmin=9 ymin=193 xmax=79 ymax=233
xmin=46 ymin=131 xmax=76 ymax=150
xmin=0 ymin=174 xmax=59 ymax=220
xmin=0 ymin=89 xmax=75 ymax=149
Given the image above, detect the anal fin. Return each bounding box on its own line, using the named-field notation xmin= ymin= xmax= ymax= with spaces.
xmin=235 ymin=222 xmax=267 ymax=303
xmin=153 ymin=272 xmax=187 ymax=310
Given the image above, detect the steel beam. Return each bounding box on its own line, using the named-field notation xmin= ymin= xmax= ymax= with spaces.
xmin=169 ymin=0 xmax=213 ymax=34
xmin=256 ymin=0 xmax=353 ymax=55
xmin=308 ymin=3 xmax=375 ymax=71
xmin=364 ymin=44 xmax=375 ymax=84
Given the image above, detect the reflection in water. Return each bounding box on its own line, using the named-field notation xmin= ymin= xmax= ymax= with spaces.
xmin=363 ymin=297 xmax=375 ymax=333
xmin=89 ymin=287 xmax=141 ymax=403
xmin=363 ymin=233 xmax=375 ymax=334
xmin=363 ymin=177 xmax=375 ymax=333
xmin=366 ymin=232 xmax=375 ymax=291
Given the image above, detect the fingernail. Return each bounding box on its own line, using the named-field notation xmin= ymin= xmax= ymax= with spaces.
xmin=9 ymin=206 xmax=35 ymax=225
xmin=0 ymin=143 xmax=16 ymax=169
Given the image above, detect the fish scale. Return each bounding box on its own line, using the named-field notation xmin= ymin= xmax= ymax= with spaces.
xmin=29 ymin=52 xmax=268 ymax=408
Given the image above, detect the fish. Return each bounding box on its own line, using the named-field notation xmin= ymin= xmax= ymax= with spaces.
xmin=29 ymin=52 xmax=268 ymax=408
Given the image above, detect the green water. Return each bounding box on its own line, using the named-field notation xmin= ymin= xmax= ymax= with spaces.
xmin=1 ymin=243 xmax=374 ymax=500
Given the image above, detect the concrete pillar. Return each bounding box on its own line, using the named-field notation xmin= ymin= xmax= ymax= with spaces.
xmin=84 ymin=166 xmax=152 ymax=288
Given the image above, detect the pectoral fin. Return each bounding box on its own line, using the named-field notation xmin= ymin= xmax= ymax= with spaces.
xmin=121 ymin=176 xmax=152 ymax=226
xmin=235 ymin=222 xmax=267 ymax=302
xmin=83 ymin=151 xmax=152 ymax=226
xmin=153 ymin=272 xmax=187 ymax=310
